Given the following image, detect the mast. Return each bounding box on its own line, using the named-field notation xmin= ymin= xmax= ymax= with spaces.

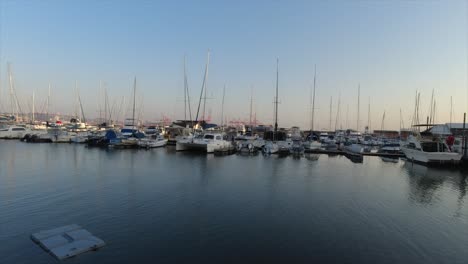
xmin=78 ymin=90 xmax=86 ymax=123
xmin=346 ymin=104 xmax=349 ymax=129
xmin=329 ymin=96 xmax=332 ymax=131
xmin=32 ymin=91 xmax=35 ymax=123
xmin=184 ymin=55 xmax=187 ymax=121
xmin=47 ymin=83 xmax=51 ymax=122
xmin=335 ymin=92 xmax=341 ymax=131
xmin=274 ymin=58 xmax=279 ymax=138
xmin=132 ymin=77 xmax=136 ymax=127
xmin=75 ymin=80 xmax=79 ymax=118
xmin=450 ymin=96 xmax=453 ymax=129
xmin=105 ymin=85 xmax=108 ymax=124
xmin=201 ymin=50 xmax=210 ymax=121
xmin=99 ymin=81 xmax=102 ymax=122
xmin=194 ymin=50 xmax=210 ymax=124
xmin=220 ymin=84 xmax=226 ymax=128
xmin=249 ymin=87 xmax=253 ymax=126
xmin=183 ymin=55 xmax=193 ymax=125
xmin=381 ymin=111 xmax=385 ymax=131
xmin=429 ymin=89 xmax=434 ymax=125
xmin=8 ymin=62 xmax=14 ymax=118
xmin=399 ymin=108 xmax=402 ymax=131
xmin=367 ymin=97 xmax=370 ymax=132
xmin=356 ymin=84 xmax=360 ymax=131
xmin=311 ymin=65 xmax=316 ymax=131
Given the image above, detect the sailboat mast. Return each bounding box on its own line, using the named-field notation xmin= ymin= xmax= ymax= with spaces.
xmin=311 ymin=65 xmax=316 ymax=131
xmin=32 ymin=91 xmax=35 ymax=123
xmin=249 ymin=87 xmax=253 ymax=126
xmin=201 ymin=50 xmax=210 ymax=121
xmin=429 ymin=89 xmax=434 ymax=125
xmin=47 ymin=83 xmax=51 ymax=122
xmin=78 ymin=91 xmax=86 ymax=123
xmin=335 ymin=92 xmax=341 ymax=131
xmin=329 ymin=96 xmax=332 ymax=131
xmin=184 ymin=55 xmax=187 ymax=121
xmin=99 ymin=81 xmax=102 ymax=122
xmin=132 ymin=77 xmax=136 ymax=127
xmin=105 ymin=85 xmax=108 ymax=124
xmin=274 ymin=58 xmax=279 ymax=137
xmin=367 ymin=97 xmax=370 ymax=132
xmin=194 ymin=50 xmax=210 ymax=124
xmin=356 ymin=84 xmax=360 ymax=131
xmin=221 ymin=84 xmax=226 ymax=128
xmin=450 ymin=96 xmax=453 ymax=129
xmin=8 ymin=63 xmax=14 ymax=118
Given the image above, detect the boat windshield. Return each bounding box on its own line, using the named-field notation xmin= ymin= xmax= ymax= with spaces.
xmin=421 ymin=142 xmax=447 ymax=152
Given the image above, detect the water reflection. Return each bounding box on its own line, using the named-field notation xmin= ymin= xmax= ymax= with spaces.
xmin=402 ymin=162 xmax=468 ymax=208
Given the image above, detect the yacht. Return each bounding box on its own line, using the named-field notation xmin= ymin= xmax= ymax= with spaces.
xmin=138 ymin=134 xmax=168 ymax=148
xmin=401 ymin=134 xmax=462 ymax=165
xmin=176 ymin=132 xmax=231 ymax=153
xmin=0 ymin=125 xmax=30 ymax=139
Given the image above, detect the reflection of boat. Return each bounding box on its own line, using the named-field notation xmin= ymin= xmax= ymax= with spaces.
xmin=401 ymin=134 xmax=462 ymax=165
xmin=402 ymin=162 xmax=446 ymax=204
xmin=378 ymin=142 xmax=401 ymax=154
xmin=304 ymin=153 xmax=319 ymax=161
xmin=343 ymin=142 xmax=363 ymax=163
xmin=381 ymin=156 xmax=399 ymax=163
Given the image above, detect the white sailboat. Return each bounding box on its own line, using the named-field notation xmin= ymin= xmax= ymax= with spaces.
xmin=176 ymin=51 xmax=231 ymax=153
xmin=303 ymin=65 xmax=321 ymax=151
xmin=263 ymin=58 xmax=289 ymax=155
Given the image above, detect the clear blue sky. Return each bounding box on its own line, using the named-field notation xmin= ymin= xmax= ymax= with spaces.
xmin=0 ymin=0 xmax=466 ymax=130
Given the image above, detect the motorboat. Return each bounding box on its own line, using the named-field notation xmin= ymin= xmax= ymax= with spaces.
xmin=0 ymin=125 xmax=30 ymax=139
xmin=138 ymin=134 xmax=168 ymax=148
xmin=401 ymin=134 xmax=462 ymax=165
xmin=176 ymin=132 xmax=231 ymax=153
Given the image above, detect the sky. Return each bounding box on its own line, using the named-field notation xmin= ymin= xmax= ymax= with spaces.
xmin=0 ymin=0 xmax=466 ymax=130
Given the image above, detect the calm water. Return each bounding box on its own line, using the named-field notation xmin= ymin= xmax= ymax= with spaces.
xmin=1 ymin=141 xmax=468 ymax=264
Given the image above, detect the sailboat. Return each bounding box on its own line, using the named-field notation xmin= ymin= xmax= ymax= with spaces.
xmin=262 ymin=58 xmax=289 ymax=155
xmin=303 ymin=65 xmax=321 ymax=151
xmin=176 ymin=51 xmax=231 ymax=153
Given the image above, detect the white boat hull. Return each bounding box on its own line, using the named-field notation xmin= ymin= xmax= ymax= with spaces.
xmin=401 ymin=147 xmax=462 ymax=164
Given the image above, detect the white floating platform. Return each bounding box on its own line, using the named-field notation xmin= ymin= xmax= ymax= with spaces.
xmin=31 ymin=224 xmax=105 ymax=260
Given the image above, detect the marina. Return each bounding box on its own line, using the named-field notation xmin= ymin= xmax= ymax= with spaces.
xmin=0 ymin=1 xmax=467 ymax=263
xmin=1 ymin=140 xmax=468 ymax=263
